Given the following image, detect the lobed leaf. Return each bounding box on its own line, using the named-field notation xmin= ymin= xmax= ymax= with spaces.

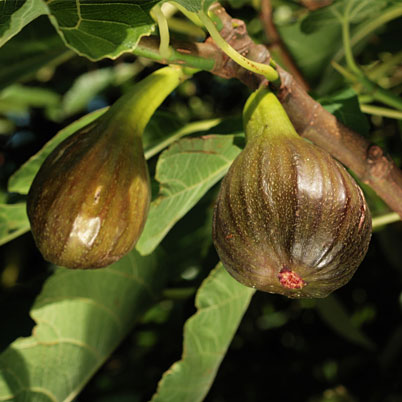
xmin=136 ymin=134 xmax=242 ymax=255
xmin=46 ymin=0 xmax=157 ymax=60
xmin=150 ymin=263 xmax=255 ymax=402
xmin=0 ymin=250 xmax=166 ymax=402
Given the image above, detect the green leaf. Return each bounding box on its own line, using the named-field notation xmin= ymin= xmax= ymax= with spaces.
xmin=315 ymin=295 xmax=375 ymax=349
xmin=47 ymin=0 xmax=157 ymax=60
xmin=0 ymin=203 xmax=30 ymax=247
xmin=0 ymin=16 xmax=71 ymax=90
xmin=136 ymin=134 xmax=242 ymax=255
xmin=319 ymin=87 xmax=370 ymax=135
xmin=301 ymin=0 xmax=388 ymax=34
xmin=0 ymin=249 xmax=167 ymax=401
xmin=7 ymin=107 xmax=107 ymax=195
xmin=150 ymin=263 xmax=254 ymax=402
xmin=0 ymin=0 xmax=49 ymax=47
xmin=143 ymin=111 xmax=185 ymax=155
xmin=143 ymin=112 xmax=222 ymax=160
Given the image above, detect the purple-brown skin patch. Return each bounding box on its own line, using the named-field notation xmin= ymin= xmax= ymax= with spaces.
xmin=278 ymin=267 xmax=306 ymax=289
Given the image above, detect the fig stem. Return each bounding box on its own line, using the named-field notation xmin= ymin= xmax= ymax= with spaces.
xmin=152 ymin=4 xmax=172 ymax=60
xmin=197 ymin=10 xmax=279 ymax=82
xmin=243 ymin=87 xmax=298 ymax=142
xmin=105 ymin=66 xmax=187 ymax=139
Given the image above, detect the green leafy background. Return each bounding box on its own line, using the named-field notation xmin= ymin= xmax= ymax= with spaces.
xmin=0 ymin=0 xmax=401 ymax=401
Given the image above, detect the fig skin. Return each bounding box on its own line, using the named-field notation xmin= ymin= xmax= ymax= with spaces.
xmin=212 ymin=88 xmax=372 ymax=298
xmin=27 ymin=118 xmax=150 ymax=269
xmin=27 ymin=67 xmax=184 ymax=269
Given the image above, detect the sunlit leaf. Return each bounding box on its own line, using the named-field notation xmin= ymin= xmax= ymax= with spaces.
xmin=0 ymin=250 xmax=166 ymax=401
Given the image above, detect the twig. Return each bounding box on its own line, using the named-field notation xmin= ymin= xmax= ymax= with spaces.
xmin=198 ymin=9 xmax=279 ymax=81
xmin=260 ymin=0 xmax=310 ymax=91
xmin=359 ymin=104 xmax=402 ymax=120
xmin=135 ymin=36 xmax=216 ymax=71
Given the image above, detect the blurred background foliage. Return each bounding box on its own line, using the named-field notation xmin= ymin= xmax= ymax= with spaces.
xmin=1 ymin=0 xmax=402 ymax=401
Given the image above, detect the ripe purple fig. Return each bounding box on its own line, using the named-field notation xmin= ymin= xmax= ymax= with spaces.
xmin=212 ymin=88 xmax=372 ymax=298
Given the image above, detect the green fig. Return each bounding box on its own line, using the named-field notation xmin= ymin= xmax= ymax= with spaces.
xmin=27 ymin=66 xmax=185 ymax=269
xmin=212 ymin=88 xmax=372 ymax=298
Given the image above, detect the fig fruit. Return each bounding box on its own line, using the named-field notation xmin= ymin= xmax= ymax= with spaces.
xmin=213 ymin=88 xmax=372 ymax=298
xmin=27 ymin=66 xmax=185 ymax=269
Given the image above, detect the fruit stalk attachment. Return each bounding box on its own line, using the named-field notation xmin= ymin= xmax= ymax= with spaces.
xmin=27 ymin=66 xmax=185 ymax=269
xmin=213 ymin=88 xmax=372 ymax=298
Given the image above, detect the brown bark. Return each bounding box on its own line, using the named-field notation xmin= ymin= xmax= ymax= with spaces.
xmin=206 ymin=3 xmax=273 ymax=88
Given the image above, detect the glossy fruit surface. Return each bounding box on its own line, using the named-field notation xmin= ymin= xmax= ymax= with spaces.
xmin=27 ymin=118 xmax=150 ymax=269
xmin=27 ymin=67 xmax=184 ymax=268
xmin=213 ymin=88 xmax=372 ymax=298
